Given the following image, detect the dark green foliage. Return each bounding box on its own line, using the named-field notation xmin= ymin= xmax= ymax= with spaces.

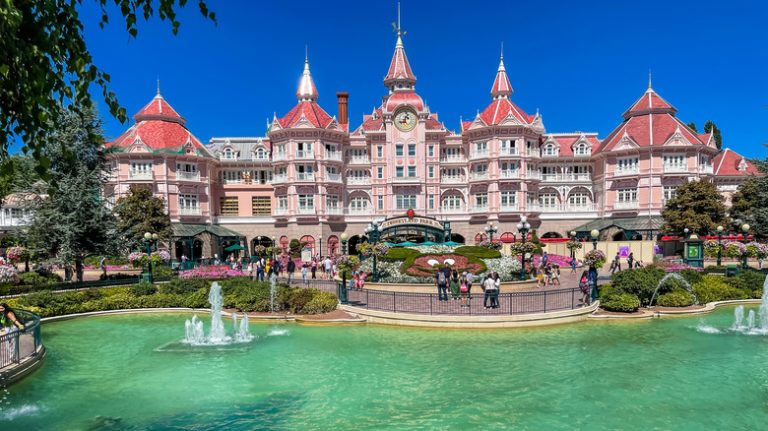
xmin=662 ymin=181 xmax=727 ymax=236
xmin=693 ymin=275 xmax=750 ymax=304
xmin=303 ymin=291 xmax=339 ymax=314
xmin=0 ymin=155 xmax=39 ymax=206
xmin=382 ymin=248 xmax=421 ymax=261
xmin=678 ymin=269 xmax=703 ymax=285
xmin=657 ymin=291 xmax=695 ymax=307
xmin=730 ymin=176 xmax=768 ymax=240
xmin=454 ymin=246 xmax=502 ymax=259
xmin=723 ymin=270 xmax=766 ymax=298
xmin=687 ymin=122 xmax=698 ymax=132
xmin=601 ymin=293 xmax=641 ymax=312
xmin=285 ymin=288 xmax=316 ymax=313
xmin=159 ymin=277 xmax=209 ymax=295
xmin=610 ymin=266 xmax=666 ymax=306
xmin=114 ymin=186 xmax=172 ymax=252
xmin=0 ymin=0 xmax=215 ymax=172
xmin=225 ymin=283 xmax=271 ymax=312
xmin=703 ymin=120 xmax=722 ymax=150
xmin=99 ymin=273 xmax=138 ymax=281
xmin=83 ymin=255 xmax=130 ymax=266
xmin=130 ymin=282 xmax=157 ymax=296
xmin=152 ymin=265 xmax=174 ymax=279
xmin=17 ymin=271 xmax=61 ymax=286
xmin=289 ymin=239 xmax=302 ymax=257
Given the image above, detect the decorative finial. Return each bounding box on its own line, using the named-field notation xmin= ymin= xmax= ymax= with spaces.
xmin=648 ymin=69 xmax=652 ymax=89
xmin=305 ymin=44 xmax=308 ymax=63
xmin=500 ymin=41 xmax=504 ymax=60
xmin=156 ymin=76 xmax=161 ymax=95
xmin=392 ymin=1 xmax=407 ymax=45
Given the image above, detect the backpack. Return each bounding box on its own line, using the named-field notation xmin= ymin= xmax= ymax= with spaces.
xmin=437 ymin=270 xmax=447 ymax=285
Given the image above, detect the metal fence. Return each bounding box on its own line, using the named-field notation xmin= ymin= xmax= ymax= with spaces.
xmin=0 ymin=309 xmax=42 ymax=370
xmin=343 ymin=287 xmax=584 ymax=316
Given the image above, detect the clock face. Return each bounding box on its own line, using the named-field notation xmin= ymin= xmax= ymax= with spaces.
xmin=394 ymin=108 xmax=417 ymax=132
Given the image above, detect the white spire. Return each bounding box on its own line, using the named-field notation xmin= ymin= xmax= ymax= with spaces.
xmin=296 ymin=50 xmax=318 ymax=101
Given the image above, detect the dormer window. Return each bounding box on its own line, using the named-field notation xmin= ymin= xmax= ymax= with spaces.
xmin=574 ymin=143 xmax=591 ymax=156
xmin=221 ymin=148 xmax=238 ymax=160
xmin=254 ymin=148 xmax=267 ymax=160
xmin=543 ymin=144 xmax=558 ymax=157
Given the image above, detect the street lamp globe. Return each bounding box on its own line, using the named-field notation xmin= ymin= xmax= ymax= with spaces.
xmin=590 ymin=229 xmax=599 ymax=239
xmin=684 ymin=228 xmax=689 ymax=236
xmin=716 ymin=225 xmax=723 ymax=233
xmin=340 ymin=232 xmax=348 ymax=241
xmin=152 ymin=233 xmax=158 ymax=240
xmin=516 ymin=222 xmax=523 ymax=230
xmin=742 ymin=224 xmax=750 ymax=233
xmin=570 ymin=230 xmax=576 ymax=238
xmin=144 ymin=232 xmax=152 ymax=240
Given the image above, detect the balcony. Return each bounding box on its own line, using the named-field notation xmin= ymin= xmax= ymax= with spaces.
xmin=325 ymin=152 xmax=343 ymax=162
xmin=538 ymin=204 xmax=597 ymax=213
xmin=177 ymin=171 xmax=200 ymax=181
xmin=296 ymin=173 xmax=315 ymax=182
xmin=295 ymin=150 xmax=314 ymax=159
xmin=392 ymin=176 xmax=420 ymax=184
xmin=129 ymin=170 xmax=153 ymax=180
xmin=440 ymin=155 xmax=466 ymax=164
xmin=469 ymin=172 xmax=489 ymax=182
xmin=440 ymin=207 xmax=464 ymax=214
xmin=251 ymin=155 xmax=270 ymax=162
xmin=470 ymin=150 xmax=488 ymax=160
xmin=274 ymin=207 xmax=289 ymax=216
xmin=347 ymin=177 xmax=371 ymax=186
xmin=499 ymin=147 xmax=519 ymax=157
xmin=499 ymin=204 xmax=518 ymax=212
xmin=525 ymin=171 xmax=542 ymax=180
xmin=346 ymin=207 xmax=371 ymax=215
xmin=470 ymin=205 xmax=488 ymax=213
xmin=325 ymin=207 xmax=344 ymax=215
xmin=272 ymin=153 xmax=288 ymax=162
xmin=441 ymin=176 xmax=466 ymax=184
xmin=297 ymin=207 xmax=316 ymax=215
xmin=349 ymin=156 xmax=370 ymax=165
xmin=614 ymin=168 xmax=639 ymax=176
xmin=698 ymin=165 xmax=714 ymax=174
xmin=179 ymin=207 xmax=202 ymax=216
xmin=540 ymin=173 xmax=593 ymax=182
xmin=663 ymin=164 xmax=688 ymax=174
xmin=614 ymin=201 xmax=639 ymax=210
xmin=271 ymin=175 xmax=287 ymax=184
xmin=542 ymin=173 xmax=558 ymax=182
xmin=325 ymin=173 xmax=342 ymax=183
xmin=499 ymin=171 xmax=519 ymax=180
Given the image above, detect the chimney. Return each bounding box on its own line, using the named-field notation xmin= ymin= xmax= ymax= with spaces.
xmin=336 ymin=92 xmax=349 ymax=125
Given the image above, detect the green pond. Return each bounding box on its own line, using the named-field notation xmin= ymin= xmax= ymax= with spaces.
xmin=2 ymin=308 xmax=768 ymax=430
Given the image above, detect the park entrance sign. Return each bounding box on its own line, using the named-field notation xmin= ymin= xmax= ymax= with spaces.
xmin=378 ymin=215 xmax=452 ymax=244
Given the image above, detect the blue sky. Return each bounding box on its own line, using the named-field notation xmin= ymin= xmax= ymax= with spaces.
xmin=79 ymin=0 xmax=768 ymax=158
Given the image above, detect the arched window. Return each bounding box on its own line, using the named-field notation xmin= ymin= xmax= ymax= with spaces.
xmin=254 ymin=148 xmax=267 ymax=160
xmin=279 ymin=235 xmax=289 ymax=249
xmin=574 ymin=143 xmax=590 ymax=156
xmin=543 ymin=144 xmax=558 ymax=156
xmin=300 ymin=235 xmax=315 ymax=253
xmin=474 ymin=233 xmax=488 ymax=244
xmin=500 ymin=232 xmax=516 ymax=243
xmin=327 ymin=235 xmax=339 ymax=255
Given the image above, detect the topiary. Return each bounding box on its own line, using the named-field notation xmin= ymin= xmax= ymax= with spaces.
xmin=657 ymin=290 xmax=695 ymax=307
xmin=382 ymin=248 xmax=421 ymax=261
xmin=601 ymin=293 xmax=641 ymax=312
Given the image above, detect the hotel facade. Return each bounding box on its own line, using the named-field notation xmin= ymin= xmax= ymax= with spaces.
xmin=101 ymin=29 xmax=760 ymax=260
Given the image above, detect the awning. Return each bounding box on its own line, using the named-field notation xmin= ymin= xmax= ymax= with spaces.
xmin=224 ymin=244 xmax=246 ymax=251
xmin=571 ymin=216 xmax=665 ymax=235
xmin=172 ymin=223 xmax=245 ymax=239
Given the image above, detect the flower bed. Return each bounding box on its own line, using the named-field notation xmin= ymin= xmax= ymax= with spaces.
xmin=178 ymin=266 xmax=245 ymax=279
xmin=406 ymin=254 xmax=485 ymax=277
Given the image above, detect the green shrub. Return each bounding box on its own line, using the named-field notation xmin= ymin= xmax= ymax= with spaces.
xmin=702 ymin=266 xmax=727 ymax=275
xmin=18 ymin=271 xmax=62 ymax=286
xmin=183 ymin=288 xmax=210 ymax=309
xmin=724 ymin=270 xmax=766 ymax=297
xmin=303 ymin=291 xmax=338 ymax=314
xmin=678 ymin=269 xmax=703 ymax=286
xmin=99 ymin=273 xmax=139 ymax=281
xmin=225 ymin=282 xmax=271 ymax=312
xmin=610 ymin=266 xmax=666 ymax=306
xmin=286 ymin=288 xmax=316 ymax=313
xmin=84 ymin=255 xmax=130 ymax=266
xmin=160 ymin=277 xmax=210 ymax=295
xmin=454 ymin=246 xmax=501 ymax=259
xmin=152 ymin=265 xmax=174 ymax=279
xmin=657 ymin=290 xmax=695 ymax=307
xmin=693 ymin=275 xmax=750 ymax=304
xmin=130 ymin=282 xmax=157 ymax=296
xmin=598 ymin=283 xmax=618 ymax=298
xmin=601 ymin=293 xmax=641 ymax=312
xmin=382 ymin=248 xmax=421 ymax=261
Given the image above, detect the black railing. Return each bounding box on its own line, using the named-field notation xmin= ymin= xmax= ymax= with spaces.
xmin=0 ymin=309 xmax=42 ymax=370
xmin=1 ymin=276 xmax=174 ymax=298
xmin=343 ymin=287 xmax=584 ymax=316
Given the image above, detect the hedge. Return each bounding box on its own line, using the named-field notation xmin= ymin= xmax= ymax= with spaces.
xmin=692 ymin=276 xmax=750 ymax=304
xmin=453 ymin=246 xmax=502 ymax=259
xmin=610 ymin=266 xmax=666 ymax=306
xmin=601 ymin=293 xmax=641 ymax=312
xmin=657 ymin=290 xmax=695 ymax=307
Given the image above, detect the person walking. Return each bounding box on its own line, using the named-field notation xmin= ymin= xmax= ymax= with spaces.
xmin=287 ymin=258 xmax=296 ymax=284
xmin=483 ymin=274 xmax=495 ymax=309
xmin=100 ymin=256 xmax=107 ymax=279
xmin=464 ymin=271 xmax=474 ymax=302
xmin=324 ymin=257 xmax=333 ymax=279
xmin=460 ymin=272 xmax=469 ymax=307
xmin=491 ymin=272 xmax=501 ymax=309
xmin=570 ymin=257 xmax=577 ymax=274
xmin=579 ymin=270 xmax=590 ymax=305
xmin=611 ymin=252 xmax=621 ymax=274
xmin=551 ymin=265 xmax=561 ymax=286
xmin=301 ymin=263 xmax=308 ymax=285
xmin=449 ymin=269 xmax=461 ymax=301
xmin=311 ymin=259 xmax=317 ymax=279
xmin=627 ymin=252 xmax=634 ymax=270
xmin=435 ymin=266 xmax=449 ymax=301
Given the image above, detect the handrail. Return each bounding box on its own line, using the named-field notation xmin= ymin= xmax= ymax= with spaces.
xmin=0 ymin=309 xmax=42 ymax=369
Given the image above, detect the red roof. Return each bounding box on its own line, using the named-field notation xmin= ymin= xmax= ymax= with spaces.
xmin=277 ymin=101 xmax=335 ymax=129
xmin=622 ymin=88 xmax=676 ymax=119
xmin=384 ymin=36 xmax=416 ymax=85
xmin=108 ymin=94 xmax=206 ymax=152
xmin=384 ymin=91 xmax=424 ymax=112
xmin=543 ymin=134 xmax=601 ymax=156
xmin=478 ymin=98 xmax=535 ymax=126
xmin=133 ymin=94 xmax=185 ymax=125
xmin=425 ymin=114 xmax=444 ymax=130
xmin=355 ymin=108 xmax=385 ymax=133
xmin=713 ymin=148 xmax=762 ymax=176
xmin=490 ymin=56 xmax=513 ymax=98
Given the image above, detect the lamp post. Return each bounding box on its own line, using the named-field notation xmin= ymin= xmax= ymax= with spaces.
xmin=365 ymin=220 xmax=383 ymax=282
xmin=569 ymin=230 xmax=577 ymax=262
xmin=590 ymin=229 xmax=599 ymax=250
xmin=318 ymin=234 xmax=323 ymax=258
xmin=716 ymin=225 xmax=723 ymax=267
xmin=340 ymin=232 xmax=348 ymax=255
xmin=484 ymin=223 xmax=498 ymax=244
xmin=741 ymin=223 xmax=750 ymax=269
xmin=142 ymin=232 xmax=158 ymax=283
xmin=683 ymin=227 xmax=689 ymax=239
xmin=516 ymin=215 xmax=531 ymax=280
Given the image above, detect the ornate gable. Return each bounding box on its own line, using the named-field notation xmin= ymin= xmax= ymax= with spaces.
xmin=663 ymin=126 xmax=691 ymax=146
xmin=615 ymin=131 xmax=640 ymax=151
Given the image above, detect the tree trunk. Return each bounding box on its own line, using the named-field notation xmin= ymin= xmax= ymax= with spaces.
xmin=75 ymin=259 xmax=84 ymax=283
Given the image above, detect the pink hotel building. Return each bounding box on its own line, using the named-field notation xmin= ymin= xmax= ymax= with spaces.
xmin=104 ymin=30 xmax=760 ymax=260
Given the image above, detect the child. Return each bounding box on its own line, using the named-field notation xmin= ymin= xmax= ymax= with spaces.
xmin=551 ymin=264 xmax=561 ymax=286
xmin=301 ymin=264 xmax=308 ymax=285
xmin=535 ymin=267 xmax=545 ymax=288
xmin=570 ymin=257 xmax=577 ymax=274
xmin=352 ymin=271 xmax=360 ymax=290
xmin=459 ymin=274 xmax=469 ymax=307
xmin=544 ymin=264 xmax=553 ymax=286
xmin=579 ymin=270 xmax=590 ymax=305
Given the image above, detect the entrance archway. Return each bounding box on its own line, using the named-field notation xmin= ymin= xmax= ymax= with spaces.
xmin=450 ymin=233 xmax=465 ymax=244
xmin=541 ymin=232 xmax=563 ymax=239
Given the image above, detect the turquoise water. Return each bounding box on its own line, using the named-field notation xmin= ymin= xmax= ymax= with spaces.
xmin=2 ymin=308 xmax=768 ymax=430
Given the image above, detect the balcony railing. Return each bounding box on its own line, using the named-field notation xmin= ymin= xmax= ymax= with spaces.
xmin=470 ymin=150 xmax=489 ymax=160
xmin=129 ymin=170 xmax=153 ymax=180
xmin=274 ymin=207 xmax=288 ymax=215
xmin=325 ymin=173 xmax=342 ymax=183
xmin=297 ymin=207 xmax=316 ymax=215
xmin=663 ymin=164 xmax=688 ymax=173
xmin=499 ymin=147 xmax=519 ymax=156
xmin=296 ymin=173 xmax=315 ymax=181
xmin=325 ymin=152 xmax=343 ymax=162
xmin=179 ymin=207 xmax=202 ymax=216
xmin=470 ymin=205 xmax=488 ymax=213
xmin=614 ymin=168 xmax=639 ymax=176
xmin=499 ymin=204 xmax=518 ymax=212
xmin=469 ymin=172 xmax=489 ymax=181
xmin=271 ymin=175 xmax=287 ymax=184
xmin=325 ymin=207 xmax=344 ymax=215
xmin=538 ymin=204 xmax=597 ymax=213
xmin=499 ymin=170 xmax=519 ymax=179
xmin=525 ymin=171 xmax=542 ymax=180
xmin=698 ymin=165 xmax=714 ymax=174
xmin=393 ymin=176 xmax=420 ymax=183
xmin=440 ymin=207 xmax=464 ymax=214
xmin=295 ymin=150 xmax=314 ymax=159
xmin=539 ymin=173 xmax=593 ymax=182
xmin=273 ymin=153 xmax=287 ymax=162
xmin=349 ymin=157 xmax=370 ymax=164
xmin=614 ymin=201 xmax=639 ymax=210
xmin=346 ymin=208 xmax=371 ymax=215
xmin=347 ymin=177 xmax=371 ymax=185
xmin=177 ymin=171 xmax=200 ymax=181
xmin=441 ymin=176 xmax=466 ymax=184
xmin=440 ymin=155 xmax=466 ymax=163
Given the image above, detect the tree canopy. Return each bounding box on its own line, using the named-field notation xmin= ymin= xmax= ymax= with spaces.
xmin=703 ymin=120 xmax=722 ymax=150
xmin=661 ymin=180 xmax=727 ymax=235
xmin=0 ymin=0 xmax=215 ymax=173
xmin=730 ymin=176 xmax=768 ymax=240
xmin=114 ymin=185 xmax=172 ymax=252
